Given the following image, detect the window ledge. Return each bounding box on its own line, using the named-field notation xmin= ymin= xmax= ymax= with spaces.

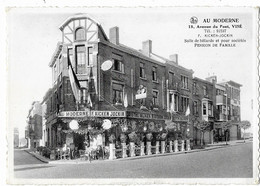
xmin=181 ymin=88 xmax=189 ymax=91
xmin=140 ymin=77 xmax=147 ymax=81
xmin=112 ymin=70 xmax=125 ymax=74
xmin=152 ymin=80 xmax=159 ymax=84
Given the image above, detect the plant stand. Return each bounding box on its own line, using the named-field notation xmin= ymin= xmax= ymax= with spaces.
xmin=169 ymin=141 xmax=173 ymax=153
xmin=140 ymin=142 xmax=145 ymax=156
xmin=174 ymin=140 xmax=178 ymax=152
xmin=186 ymin=139 xmax=191 ymax=151
xmin=130 ymin=142 xmax=136 ymax=157
xmin=109 ymin=143 xmax=116 ymax=160
xmin=156 ymin=141 xmax=160 ymax=154
xmin=146 ymin=141 xmax=152 ymax=155
xmin=161 ymin=141 xmax=165 ymax=154
xmin=121 ymin=143 xmax=128 ymax=158
xmin=181 ymin=140 xmax=185 ymax=151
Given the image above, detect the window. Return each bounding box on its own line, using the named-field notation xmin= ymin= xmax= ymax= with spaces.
xmin=112 ymin=83 xmax=124 ymax=104
xmin=169 ymin=72 xmax=174 ymax=85
xmin=79 ymin=81 xmax=88 ymax=104
xmin=152 ymin=90 xmax=159 ymax=106
xmin=75 ymin=27 xmax=85 ymax=41
xmin=53 ymin=64 xmax=57 ymax=82
xmin=68 ymin=48 xmax=75 ymax=71
xmin=181 ymin=75 xmax=188 ymax=89
xmin=58 ymin=85 xmax=63 ymax=105
xmin=152 ymin=67 xmax=157 ymax=81
xmin=58 ymin=56 xmax=62 ymax=74
xmin=203 ymin=102 xmax=207 ymax=115
xmin=87 ymin=47 xmax=93 ymax=66
xmin=169 ymin=93 xmax=179 ymax=112
xmin=181 ymin=96 xmax=189 ymax=112
xmin=174 ymin=94 xmax=179 ymax=111
xmin=208 ymin=102 xmax=213 ymax=116
xmin=113 ymin=59 xmax=124 ymax=72
xmin=140 ymin=62 xmax=146 ymax=78
xmin=203 ymin=85 xmax=207 ymax=96
xmin=193 ymin=82 xmax=197 ymax=94
xmin=193 ymin=101 xmax=198 ymax=115
xmin=76 ymin=45 xmax=86 ymax=74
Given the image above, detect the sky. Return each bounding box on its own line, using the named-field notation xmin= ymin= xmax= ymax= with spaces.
xmin=7 ymin=7 xmax=257 ymax=138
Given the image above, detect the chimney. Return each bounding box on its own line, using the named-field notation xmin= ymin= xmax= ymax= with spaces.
xmin=109 ymin=27 xmax=119 ymax=45
xmin=205 ymin=76 xmax=217 ymax=84
xmin=169 ymin=54 xmax=178 ymax=65
xmin=142 ymin=40 xmax=152 ymax=57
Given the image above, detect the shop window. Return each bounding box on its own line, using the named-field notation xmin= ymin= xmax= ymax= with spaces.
xmin=152 ymin=90 xmax=159 ymax=106
xmin=193 ymin=101 xmax=198 ymax=115
xmin=76 ymin=45 xmax=86 ymax=74
xmin=181 ymin=75 xmax=188 ymax=89
xmin=140 ymin=62 xmax=146 ymax=78
xmin=113 ymin=59 xmax=124 ymax=73
xmin=112 ymin=83 xmax=124 ymax=104
xmin=152 ymin=67 xmax=157 ymax=81
xmin=75 ymin=27 xmax=85 ymax=41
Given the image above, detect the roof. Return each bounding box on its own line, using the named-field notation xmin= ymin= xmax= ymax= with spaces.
xmin=219 ymin=80 xmax=242 ymax=88
xmin=193 ymin=77 xmax=213 ymax=85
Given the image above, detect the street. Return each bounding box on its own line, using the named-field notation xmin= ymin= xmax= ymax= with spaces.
xmin=14 ymin=142 xmax=252 ymax=179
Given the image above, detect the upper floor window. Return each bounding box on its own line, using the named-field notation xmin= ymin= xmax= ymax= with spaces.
xmin=169 ymin=93 xmax=179 ymax=112
xmin=140 ymin=62 xmax=146 ymax=78
xmin=152 ymin=90 xmax=159 ymax=106
xmin=181 ymin=75 xmax=188 ymax=89
xmin=76 ymin=45 xmax=86 ymax=74
xmin=58 ymin=55 xmax=62 ymax=74
xmin=113 ymin=59 xmax=124 ymax=73
xmin=193 ymin=101 xmax=198 ymax=115
xmin=169 ymin=72 xmax=175 ymax=85
xmin=53 ymin=64 xmax=57 ymax=82
xmin=181 ymin=96 xmax=189 ymax=112
xmin=202 ymin=102 xmax=207 ymax=115
xmin=112 ymin=83 xmax=124 ymax=104
xmin=208 ymin=102 xmax=213 ymax=116
xmin=203 ymin=85 xmax=207 ymax=96
xmin=152 ymin=66 xmax=157 ymax=81
xmin=87 ymin=47 xmax=93 ymax=66
xmin=75 ymin=27 xmax=85 ymax=41
xmin=193 ymin=82 xmax=197 ymax=94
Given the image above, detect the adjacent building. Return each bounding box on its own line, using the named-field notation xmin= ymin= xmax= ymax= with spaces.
xmin=26 ymin=101 xmax=42 ymax=149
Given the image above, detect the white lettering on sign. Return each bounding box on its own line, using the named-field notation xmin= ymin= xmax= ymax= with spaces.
xmin=58 ymin=111 xmax=126 ymax=118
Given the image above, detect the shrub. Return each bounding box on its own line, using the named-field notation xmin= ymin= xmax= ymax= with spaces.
xmin=120 ymin=133 xmax=127 ymax=143
xmin=109 ymin=134 xmax=116 ymax=143
xmin=128 ymin=132 xmax=138 ymax=143
xmin=146 ymin=133 xmax=153 ymax=141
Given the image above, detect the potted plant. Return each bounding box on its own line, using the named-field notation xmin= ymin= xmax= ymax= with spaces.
xmin=128 ymin=132 xmax=137 ymax=157
xmin=109 ymin=134 xmax=116 ymax=160
xmin=120 ymin=133 xmax=128 ymax=158
xmin=155 ymin=133 xmax=161 ymax=154
xmin=160 ymin=133 xmax=167 ymax=154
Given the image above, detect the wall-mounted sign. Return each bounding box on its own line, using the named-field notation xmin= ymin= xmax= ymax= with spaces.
xmin=136 ymin=85 xmax=147 ymax=99
xmin=58 ymin=111 xmax=126 ymax=118
xmin=102 ymin=119 xmax=112 ymax=130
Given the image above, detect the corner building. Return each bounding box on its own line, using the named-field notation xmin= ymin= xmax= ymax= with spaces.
xmin=44 ymin=14 xmax=195 ymax=151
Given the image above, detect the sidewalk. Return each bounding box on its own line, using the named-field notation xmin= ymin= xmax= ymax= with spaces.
xmin=24 ymin=139 xmax=252 ymax=165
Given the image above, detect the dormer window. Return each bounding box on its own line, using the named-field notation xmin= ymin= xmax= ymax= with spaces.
xmin=75 ymin=27 xmax=85 ymax=41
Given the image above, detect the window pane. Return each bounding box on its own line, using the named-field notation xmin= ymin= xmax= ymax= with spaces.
xmin=76 ymin=46 xmax=86 ymax=74
xmin=88 ymin=47 xmax=93 ymax=66
xmin=75 ymin=28 xmax=85 ymax=40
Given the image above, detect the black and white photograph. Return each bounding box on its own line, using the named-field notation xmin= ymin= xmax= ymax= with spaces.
xmin=5 ymin=6 xmax=258 ymax=185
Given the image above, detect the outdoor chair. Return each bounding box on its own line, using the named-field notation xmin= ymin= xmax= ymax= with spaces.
xmin=61 ymin=149 xmax=70 ymax=160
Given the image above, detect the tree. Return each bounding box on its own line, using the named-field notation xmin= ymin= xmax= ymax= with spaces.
xmin=239 ymin=120 xmax=251 ymax=142
xmin=193 ymin=118 xmax=211 ymax=147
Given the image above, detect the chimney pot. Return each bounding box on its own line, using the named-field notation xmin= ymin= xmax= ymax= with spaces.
xmin=109 ymin=27 xmax=119 ymax=45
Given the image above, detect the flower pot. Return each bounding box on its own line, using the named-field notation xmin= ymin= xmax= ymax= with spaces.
xmin=109 ymin=143 xmax=116 ymax=160
xmin=181 ymin=140 xmax=185 ymax=151
xmin=169 ymin=141 xmax=173 ymax=153
xmin=174 ymin=140 xmax=178 ymax=152
xmin=121 ymin=142 xmax=128 ymax=158
xmin=161 ymin=141 xmax=165 ymax=154
xmin=140 ymin=142 xmax=145 ymax=156
xmin=130 ymin=142 xmax=135 ymax=157
xmin=186 ymin=139 xmax=191 ymax=151
xmin=146 ymin=141 xmax=152 ymax=155
xmin=156 ymin=141 xmax=160 ymax=154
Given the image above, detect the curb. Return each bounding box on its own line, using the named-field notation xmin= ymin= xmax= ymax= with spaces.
xmin=23 ymin=149 xmax=49 ymax=164
xmin=27 ymin=140 xmax=252 ymax=164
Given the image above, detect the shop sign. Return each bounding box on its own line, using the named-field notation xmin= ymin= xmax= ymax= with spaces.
xmin=172 ymin=114 xmax=188 ymax=122
xmin=127 ymin=111 xmax=168 ymax=120
xmin=58 ymin=110 xmax=126 ymax=118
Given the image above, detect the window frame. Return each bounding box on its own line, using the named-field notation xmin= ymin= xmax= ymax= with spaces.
xmin=152 ymin=66 xmax=158 ymax=82
xmin=152 ymin=89 xmax=159 ymax=107
xmin=113 ymin=59 xmax=124 ymax=73
xmin=112 ymin=82 xmax=124 ymax=105
xmin=75 ymin=27 xmax=86 ymax=41
xmin=75 ymin=45 xmax=86 ymax=74
xmin=140 ymin=62 xmax=146 ymax=79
